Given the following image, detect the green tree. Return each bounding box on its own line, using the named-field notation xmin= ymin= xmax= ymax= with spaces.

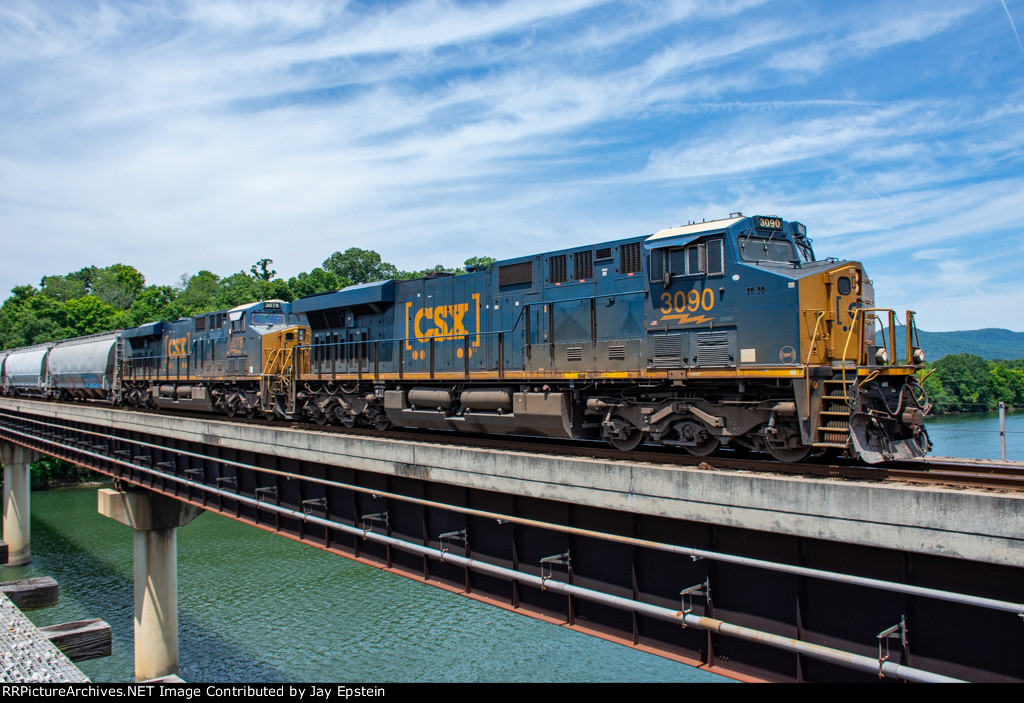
xmin=92 ymin=264 xmax=145 ymax=309
xmin=217 ymin=272 xmax=262 ymax=309
xmin=250 ymin=258 xmax=277 ymax=281
xmin=931 ymin=354 xmax=994 ymax=411
xmin=171 ymin=271 xmax=221 ymax=318
xmin=463 ymin=256 xmax=496 ymax=271
xmin=287 ymin=268 xmax=343 ymax=298
xmin=64 ymin=295 xmax=119 ymax=336
xmin=322 ymin=248 xmax=398 ymax=284
xmin=39 ymin=274 xmax=88 ymax=301
xmin=123 ymin=285 xmax=178 ymax=327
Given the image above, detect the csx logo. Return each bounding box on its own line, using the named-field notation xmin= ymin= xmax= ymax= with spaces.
xmin=405 ymin=294 xmax=481 ymax=348
xmin=166 ymin=335 xmax=190 ymax=358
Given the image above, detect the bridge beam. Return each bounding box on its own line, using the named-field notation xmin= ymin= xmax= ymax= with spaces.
xmin=1 ymin=442 xmax=39 ymax=566
xmin=97 ymin=488 xmax=202 ymax=681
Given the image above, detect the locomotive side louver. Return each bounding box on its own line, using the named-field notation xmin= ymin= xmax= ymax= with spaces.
xmin=696 ymin=331 xmax=730 ymax=366
xmin=652 ymin=333 xmax=682 ymax=368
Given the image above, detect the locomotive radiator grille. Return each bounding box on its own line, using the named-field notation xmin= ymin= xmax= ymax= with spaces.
xmin=696 ymin=331 xmax=730 ymax=367
xmin=651 ymin=334 xmax=682 ymax=368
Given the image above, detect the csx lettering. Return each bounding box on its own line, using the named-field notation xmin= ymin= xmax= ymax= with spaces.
xmin=167 ymin=336 xmax=190 ymax=358
xmin=415 ymin=303 xmax=470 ymax=341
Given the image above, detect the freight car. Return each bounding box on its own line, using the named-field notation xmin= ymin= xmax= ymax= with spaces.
xmin=1 ymin=213 xmax=931 ymax=464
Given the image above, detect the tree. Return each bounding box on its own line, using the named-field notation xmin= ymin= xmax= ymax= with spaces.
xmin=64 ymin=295 xmax=120 ymax=336
xmin=932 ymin=354 xmax=994 ymax=411
xmin=287 ymin=268 xmax=343 ymax=298
xmin=123 ymin=285 xmax=178 ymax=327
xmin=171 ymin=271 xmax=221 ymax=317
xmin=250 ymin=258 xmax=276 ymax=281
xmin=39 ymin=274 xmax=87 ymax=301
xmin=463 ymin=256 xmax=496 ymax=271
xmin=322 ymin=248 xmax=398 ymax=284
xmin=92 ymin=264 xmax=145 ymax=309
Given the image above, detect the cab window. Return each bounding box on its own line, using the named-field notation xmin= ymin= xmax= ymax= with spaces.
xmin=651 ymin=238 xmax=725 ymax=281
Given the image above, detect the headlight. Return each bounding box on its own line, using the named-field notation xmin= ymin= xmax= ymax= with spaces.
xmin=912 ymin=348 xmax=925 ymax=364
xmin=875 ymin=347 xmax=889 ymax=365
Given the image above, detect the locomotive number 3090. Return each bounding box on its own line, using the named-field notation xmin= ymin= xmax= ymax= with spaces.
xmin=660 ymin=289 xmax=714 ymax=314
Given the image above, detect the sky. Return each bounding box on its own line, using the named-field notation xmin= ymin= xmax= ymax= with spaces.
xmin=1 ymin=0 xmax=1023 ymax=332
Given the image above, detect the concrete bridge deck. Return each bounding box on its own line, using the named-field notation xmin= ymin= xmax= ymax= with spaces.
xmin=2 ymin=396 xmax=1022 ymax=683
xmin=2 ymin=396 xmax=1021 ymax=567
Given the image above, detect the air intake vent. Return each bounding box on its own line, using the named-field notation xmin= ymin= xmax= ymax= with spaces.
xmin=574 ymin=250 xmax=593 ymax=280
xmin=595 ymin=247 xmax=613 ymax=261
xmin=548 ymin=254 xmax=567 ymax=284
xmin=566 ymin=345 xmax=583 ymax=362
xmin=696 ymin=331 xmax=730 ymax=366
xmin=499 ymin=261 xmax=533 ymax=288
xmin=621 ymin=242 xmax=642 ymax=274
xmin=608 ymin=344 xmax=626 ymax=360
xmin=652 ymin=334 xmax=682 ymax=368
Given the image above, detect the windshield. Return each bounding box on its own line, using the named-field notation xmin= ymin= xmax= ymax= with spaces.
xmin=251 ymin=312 xmax=286 ymax=326
xmin=737 ymin=235 xmax=798 ymax=263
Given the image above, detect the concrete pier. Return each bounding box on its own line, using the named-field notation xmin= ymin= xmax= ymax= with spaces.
xmin=97 ymin=488 xmax=202 ymax=681
xmin=1 ymin=442 xmax=38 ymax=566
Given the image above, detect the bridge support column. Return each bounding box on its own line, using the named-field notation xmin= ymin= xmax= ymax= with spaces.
xmin=1 ymin=442 xmax=39 ymax=566
xmin=98 ymin=488 xmax=202 ymax=681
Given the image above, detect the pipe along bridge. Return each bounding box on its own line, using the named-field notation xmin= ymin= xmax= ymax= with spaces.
xmin=1 ymin=396 xmax=1022 ymax=682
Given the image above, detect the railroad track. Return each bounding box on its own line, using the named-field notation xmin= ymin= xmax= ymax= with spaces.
xmin=11 ymin=399 xmax=1024 ymax=492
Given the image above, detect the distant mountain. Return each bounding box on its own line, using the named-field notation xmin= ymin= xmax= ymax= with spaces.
xmin=878 ymin=327 xmax=1024 ymax=361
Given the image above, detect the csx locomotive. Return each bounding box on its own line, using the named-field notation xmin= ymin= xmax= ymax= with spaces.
xmin=1 ymin=214 xmax=931 ymax=463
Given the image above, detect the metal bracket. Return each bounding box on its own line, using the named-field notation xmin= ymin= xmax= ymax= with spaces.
xmin=540 ymin=551 xmax=571 ymax=588
xmin=255 ymin=486 xmax=278 ymax=506
xmin=680 ymin=580 xmax=710 ymax=626
xmin=156 ymin=461 xmax=176 ymax=472
xmin=215 ymin=476 xmax=236 ymax=493
xmin=439 ymin=529 xmax=468 ymax=559
xmin=877 ymin=615 xmax=908 ymax=678
xmin=301 ymin=497 xmax=327 ymax=518
xmin=184 ymin=468 xmax=203 ymax=486
xmin=361 ymin=511 xmax=389 ymax=537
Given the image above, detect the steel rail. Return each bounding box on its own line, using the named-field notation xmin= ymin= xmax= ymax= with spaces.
xmin=1 ymin=410 xmax=1022 ymax=621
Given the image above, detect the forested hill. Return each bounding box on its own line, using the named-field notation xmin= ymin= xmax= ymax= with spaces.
xmin=881 ymin=327 xmax=1024 ymax=361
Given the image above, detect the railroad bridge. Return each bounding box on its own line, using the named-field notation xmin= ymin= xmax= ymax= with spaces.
xmin=1 ymin=396 xmax=1022 ymax=683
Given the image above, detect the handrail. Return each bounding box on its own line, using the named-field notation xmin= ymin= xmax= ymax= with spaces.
xmin=804 ymin=309 xmax=826 ymax=418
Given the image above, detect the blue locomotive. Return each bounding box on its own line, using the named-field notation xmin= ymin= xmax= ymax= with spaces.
xmin=1 ymin=213 xmax=931 ymax=463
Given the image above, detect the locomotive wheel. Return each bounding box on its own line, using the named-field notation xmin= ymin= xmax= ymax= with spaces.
xmin=313 ymin=411 xmax=329 ymax=426
xmin=684 ymin=434 xmax=720 ymax=457
xmin=765 ymin=442 xmax=812 ymax=463
xmin=373 ymin=416 xmax=391 ymax=431
xmin=608 ymin=428 xmax=643 ymax=451
xmin=244 ymin=404 xmax=257 ymax=419
xmin=225 ymin=404 xmax=238 ymax=418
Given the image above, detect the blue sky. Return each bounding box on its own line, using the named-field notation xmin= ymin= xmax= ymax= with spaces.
xmin=1 ymin=0 xmax=1022 ymax=331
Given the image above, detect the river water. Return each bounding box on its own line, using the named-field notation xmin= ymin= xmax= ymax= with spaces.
xmin=4 ymin=411 xmax=1012 ymax=683
xmin=5 ymin=488 xmax=727 ymax=683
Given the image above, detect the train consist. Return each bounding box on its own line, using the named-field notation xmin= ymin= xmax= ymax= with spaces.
xmin=1 ymin=214 xmax=931 ymax=463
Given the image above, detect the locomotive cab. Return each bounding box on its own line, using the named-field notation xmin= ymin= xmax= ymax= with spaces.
xmin=640 ymin=214 xmax=929 ymax=462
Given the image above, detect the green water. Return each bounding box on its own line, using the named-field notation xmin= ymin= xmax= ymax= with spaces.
xmin=4 ymin=486 xmax=728 ymax=683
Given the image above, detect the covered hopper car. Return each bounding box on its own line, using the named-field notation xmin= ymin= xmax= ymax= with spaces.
xmin=1 ymin=213 xmax=931 ymax=463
